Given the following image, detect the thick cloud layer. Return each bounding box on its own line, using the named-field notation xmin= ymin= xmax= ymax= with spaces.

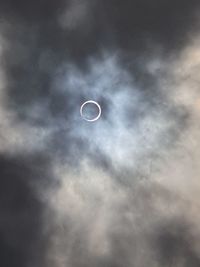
xmin=0 ymin=1 xmax=200 ymax=267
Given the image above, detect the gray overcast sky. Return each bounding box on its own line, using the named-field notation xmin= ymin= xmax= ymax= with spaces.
xmin=0 ymin=1 xmax=200 ymax=266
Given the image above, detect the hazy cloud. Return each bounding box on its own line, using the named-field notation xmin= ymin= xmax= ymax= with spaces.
xmin=0 ymin=1 xmax=200 ymax=267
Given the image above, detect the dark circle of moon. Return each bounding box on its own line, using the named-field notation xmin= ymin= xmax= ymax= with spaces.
xmin=80 ymin=100 xmax=101 ymax=122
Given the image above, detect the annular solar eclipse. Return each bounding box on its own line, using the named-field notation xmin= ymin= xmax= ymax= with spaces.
xmin=80 ymin=100 xmax=101 ymax=122
xmin=1 ymin=1 xmax=200 ymax=267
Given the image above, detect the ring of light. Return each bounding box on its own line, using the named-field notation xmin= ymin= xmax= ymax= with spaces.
xmin=80 ymin=100 xmax=101 ymax=122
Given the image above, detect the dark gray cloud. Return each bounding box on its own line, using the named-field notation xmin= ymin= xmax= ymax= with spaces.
xmin=0 ymin=1 xmax=200 ymax=267
xmin=156 ymin=222 xmax=200 ymax=267
xmin=0 ymin=153 xmax=54 ymax=267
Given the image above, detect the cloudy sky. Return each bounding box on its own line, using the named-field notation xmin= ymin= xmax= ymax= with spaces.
xmin=0 ymin=1 xmax=200 ymax=266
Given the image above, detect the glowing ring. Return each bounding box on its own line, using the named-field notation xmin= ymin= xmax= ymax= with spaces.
xmin=80 ymin=100 xmax=101 ymax=122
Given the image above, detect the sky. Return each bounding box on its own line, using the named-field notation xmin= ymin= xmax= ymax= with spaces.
xmin=0 ymin=1 xmax=200 ymax=266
